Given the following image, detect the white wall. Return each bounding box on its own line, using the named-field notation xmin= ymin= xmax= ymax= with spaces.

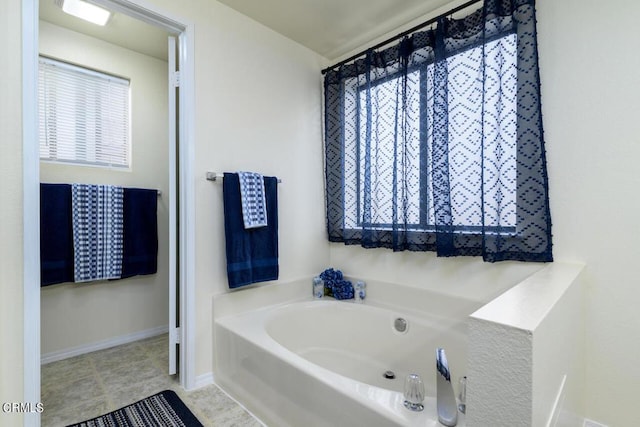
xmin=196 ymin=5 xmax=329 ymax=374
xmin=133 ymin=0 xmax=329 ymax=378
xmin=538 ymin=1 xmax=640 ymax=425
xmin=38 ymin=21 xmax=170 ymax=356
xmin=1 ymin=0 xmax=25 ymax=424
xmin=532 ymin=269 xmax=585 ymax=427
xmin=330 ymin=247 xmax=544 ymax=304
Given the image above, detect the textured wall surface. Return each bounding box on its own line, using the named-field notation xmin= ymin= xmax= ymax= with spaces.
xmin=467 ymin=320 xmax=533 ymax=426
xmin=467 ymin=263 xmax=584 ymax=426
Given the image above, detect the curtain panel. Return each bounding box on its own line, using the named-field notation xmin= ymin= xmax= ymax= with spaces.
xmin=323 ymin=0 xmax=552 ymax=262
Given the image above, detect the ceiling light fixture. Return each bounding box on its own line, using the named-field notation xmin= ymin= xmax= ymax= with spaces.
xmin=55 ymin=0 xmax=112 ymax=26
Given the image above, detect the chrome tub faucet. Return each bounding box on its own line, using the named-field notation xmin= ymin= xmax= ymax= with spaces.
xmin=436 ymin=348 xmax=458 ymax=427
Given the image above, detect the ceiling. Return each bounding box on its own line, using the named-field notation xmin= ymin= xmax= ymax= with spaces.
xmin=40 ymin=0 xmax=463 ymax=63
xmin=39 ymin=0 xmax=169 ymax=61
xmin=216 ymin=0 xmax=457 ymax=60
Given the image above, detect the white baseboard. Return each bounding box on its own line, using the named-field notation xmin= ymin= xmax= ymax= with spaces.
xmin=194 ymin=371 xmax=215 ymax=389
xmin=41 ymin=325 xmax=169 ymax=365
xmin=583 ymin=419 xmax=608 ymax=427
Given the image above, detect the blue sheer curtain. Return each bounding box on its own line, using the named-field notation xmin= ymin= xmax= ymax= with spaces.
xmin=324 ymin=0 xmax=552 ymax=262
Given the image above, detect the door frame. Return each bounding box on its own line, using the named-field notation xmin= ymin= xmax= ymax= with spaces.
xmin=22 ymin=1 xmax=196 ymax=425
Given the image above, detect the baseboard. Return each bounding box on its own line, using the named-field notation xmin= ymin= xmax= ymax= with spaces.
xmin=41 ymin=325 xmax=169 ymax=365
xmin=194 ymin=372 xmax=215 ymax=389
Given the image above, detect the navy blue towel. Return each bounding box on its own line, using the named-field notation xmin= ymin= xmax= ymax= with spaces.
xmin=121 ymin=188 xmax=158 ymax=279
xmin=40 ymin=183 xmax=74 ymax=286
xmin=223 ymin=173 xmax=279 ymax=288
xmin=40 ymin=184 xmax=157 ymax=285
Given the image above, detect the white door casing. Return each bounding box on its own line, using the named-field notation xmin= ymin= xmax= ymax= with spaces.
xmin=168 ymin=35 xmax=178 ymax=376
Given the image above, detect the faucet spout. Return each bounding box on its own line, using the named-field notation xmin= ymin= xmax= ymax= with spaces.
xmin=436 ymin=348 xmax=458 ymax=427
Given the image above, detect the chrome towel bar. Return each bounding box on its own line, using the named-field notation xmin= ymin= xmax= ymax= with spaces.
xmin=206 ymin=172 xmax=281 ymax=183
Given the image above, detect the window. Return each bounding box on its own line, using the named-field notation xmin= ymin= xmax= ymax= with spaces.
xmin=348 ymin=35 xmax=517 ymax=234
xmin=324 ymin=3 xmax=552 ymax=262
xmin=39 ymin=56 xmax=131 ymax=168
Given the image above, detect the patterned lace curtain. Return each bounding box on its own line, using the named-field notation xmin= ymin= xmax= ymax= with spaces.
xmin=324 ymin=0 xmax=552 ymax=262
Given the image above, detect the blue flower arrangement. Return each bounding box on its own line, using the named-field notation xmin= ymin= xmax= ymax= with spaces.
xmin=319 ymin=268 xmax=354 ymax=300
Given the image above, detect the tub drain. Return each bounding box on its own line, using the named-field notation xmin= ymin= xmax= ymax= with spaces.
xmin=383 ymin=370 xmax=396 ymax=380
xmin=394 ymin=317 xmax=408 ymax=333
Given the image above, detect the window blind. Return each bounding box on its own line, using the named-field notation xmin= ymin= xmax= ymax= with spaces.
xmin=39 ymin=56 xmax=131 ymax=168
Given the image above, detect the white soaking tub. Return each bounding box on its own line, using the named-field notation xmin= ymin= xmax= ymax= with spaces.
xmin=214 ymin=299 xmax=468 ymax=427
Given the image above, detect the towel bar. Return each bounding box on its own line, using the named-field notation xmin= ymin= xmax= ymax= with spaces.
xmin=206 ymin=172 xmax=281 ymax=183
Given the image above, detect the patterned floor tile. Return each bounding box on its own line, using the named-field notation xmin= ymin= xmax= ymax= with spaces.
xmin=41 ymin=334 xmax=262 ymax=426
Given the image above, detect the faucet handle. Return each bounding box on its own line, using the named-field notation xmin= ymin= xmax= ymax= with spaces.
xmin=458 ymin=376 xmax=467 ymax=414
xmin=403 ymin=373 xmax=425 ymax=412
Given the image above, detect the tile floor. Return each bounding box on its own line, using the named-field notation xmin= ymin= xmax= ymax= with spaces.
xmin=41 ymin=334 xmax=263 ymax=426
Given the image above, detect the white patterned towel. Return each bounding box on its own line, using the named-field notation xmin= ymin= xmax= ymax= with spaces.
xmin=237 ymin=171 xmax=268 ymax=229
xmin=72 ymin=184 xmax=124 ymax=282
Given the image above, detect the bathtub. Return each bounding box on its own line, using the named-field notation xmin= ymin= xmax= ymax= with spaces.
xmin=214 ymin=298 xmax=468 ymax=426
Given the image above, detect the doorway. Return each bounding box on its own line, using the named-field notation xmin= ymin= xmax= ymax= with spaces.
xmin=38 ymin=0 xmax=173 ymax=371
xmin=22 ymin=1 xmax=196 ymax=425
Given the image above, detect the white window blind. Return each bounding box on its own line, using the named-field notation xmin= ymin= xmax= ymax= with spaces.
xmin=39 ymin=56 xmax=131 ymax=168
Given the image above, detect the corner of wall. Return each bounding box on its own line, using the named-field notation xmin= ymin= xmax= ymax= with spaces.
xmin=466 ymin=262 xmax=585 ymax=426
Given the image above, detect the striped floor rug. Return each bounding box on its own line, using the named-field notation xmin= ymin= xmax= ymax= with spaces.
xmin=67 ymin=390 xmax=203 ymax=427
